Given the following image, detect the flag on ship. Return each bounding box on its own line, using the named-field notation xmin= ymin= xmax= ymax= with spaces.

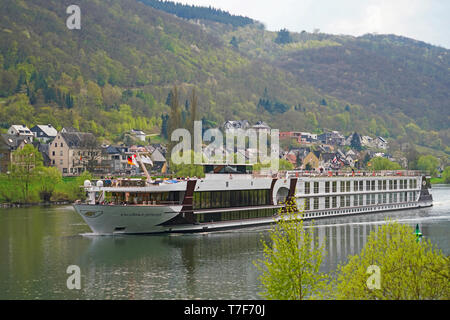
xmin=127 ymin=154 xmax=137 ymax=166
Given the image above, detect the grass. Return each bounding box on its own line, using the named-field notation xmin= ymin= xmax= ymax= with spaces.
xmin=430 ymin=177 xmax=445 ymax=184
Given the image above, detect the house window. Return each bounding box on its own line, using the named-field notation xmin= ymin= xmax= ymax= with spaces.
xmin=346 ymin=196 xmax=350 ymax=207
xmin=55 ymin=143 xmax=57 ymax=147
xmin=394 ymin=180 xmax=397 ymax=190
xmin=332 ymin=181 xmax=337 ymax=192
xmin=325 ymin=197 xmax=330 ymax=209
xmin=340 ymin=196 xmax=345 ymax=207
xmin=63 ymin=168 xmax=67 ymax=174
xmin=359 ymin=180 xmax=363 ymax=191
xmin=59 ymin=159 xmax=63 ymax=165
xmin=325 ymin=181 xmax=330 ymax=193
xmin=389 ymin=180 xmax=393 ymax=190
xmin=378 ymin=180 xmax=382 ymax=190
xmin=383 ymin=180 xmax=387 ymax=190
xmin=354 ymin=181 xmax=358 ymax=191
xmin=371 ymin=180 xmax=375 ymax=191
xmin=314 ymin=182 xmax=319 ymax=194
xmin=60 ymin=151 xmax=63 ymax=156
xmin=332 ymin=196 xmax=337 ymax=208
xmin=346 ymin=181 xmax=350 ymax=192
xmin=61 ymin=143 xmax=63 ymax=147
xmin=52 ymin=151 xmax=55 ymax=156
xmin=340 ymin=181 xmax=345 ymax=193
xmin=366 ymin=180 xmax=370 ymax=191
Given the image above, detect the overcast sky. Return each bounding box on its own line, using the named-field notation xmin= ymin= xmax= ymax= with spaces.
xmin=177 ymin=0 xmax=449 ymax=49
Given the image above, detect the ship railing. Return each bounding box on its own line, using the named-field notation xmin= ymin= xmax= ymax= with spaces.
xmin=97 ymin=200 xmax=182 ymax=206
xmin=284 ymin=170 xmax=424 ymax=178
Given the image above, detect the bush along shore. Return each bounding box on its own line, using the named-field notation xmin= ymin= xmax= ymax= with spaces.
xmin=0 ymin=201 xmax=72 ymax=208
xmin=0 ymin=145 xmax=92 ymax=206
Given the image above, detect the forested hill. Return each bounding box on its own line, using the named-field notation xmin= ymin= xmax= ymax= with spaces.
xmin=0 ymin=0 xmax=448 ymax=153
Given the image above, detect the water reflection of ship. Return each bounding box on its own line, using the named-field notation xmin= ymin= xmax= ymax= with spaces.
xmin=79 ymin=206 xmax=431 ymax=296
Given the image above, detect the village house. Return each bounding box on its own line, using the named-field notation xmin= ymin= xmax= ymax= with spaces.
xmin=48 ymin=129 xmax=100 ymax=176
xmin=302 ymin=151 xmax=320 ymax=169
xmin=7 ymin=125 xmax=34 ymax=142
xmin=251 ymin=121 xmax=271 ymax=134
xmin=318 ymin=130 xmax=345 ymax=145
xmin=130 ymin=129 xmax=147 ymax=142
xmin=30 ymin=124 xmax=57 ymax=143
xmin=223 ymin=120 xmax=250 ymax=132
xmin=0 ymin=134 xmax=32 ymax=173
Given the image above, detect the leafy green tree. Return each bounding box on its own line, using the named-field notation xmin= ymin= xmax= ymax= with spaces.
xmin=254 ymin=199 xmax=330 ymax=300
xmin=35 ymin=166 xmax=62 ymax=202
xmin=9 ymin=144 xmax=43 ymax=202
xmin=417 ymin=155 xmax=440 ymax=177
xmin=369 ymin=157 xmax=402 ymax=170
xmin=279 ymin=159 xmax=294 ymax=171
xmin=335 ymin=221 xmax=450 ymax=299
xmin=274 ymin=28 xmax=293 ymax=44
xmin=442 ymin=166 xmax=450 ymax=184
xmin=169 ymin=150 xmax=205 ymax=178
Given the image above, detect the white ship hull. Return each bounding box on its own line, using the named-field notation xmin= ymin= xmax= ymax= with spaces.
xmin=73 ymin=170 xmax=433 ymax=235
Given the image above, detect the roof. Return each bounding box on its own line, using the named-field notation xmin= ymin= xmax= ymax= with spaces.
xmin=1 ymin=134 xmax=30 ymax=149
xmin=31 ymin=125 xmax=57 ymax=137
xmin=9 ymin=125 xmax=33 ymax=135
xmin=320 ymin=152 xmax=336 ymax=162
xmin=60 ymin=132 xmax=96 ymax=148
xmin=150 ymin=148 xmax=166 ymax=163
xmin=61 ymin=127 xmax=78 ymax=133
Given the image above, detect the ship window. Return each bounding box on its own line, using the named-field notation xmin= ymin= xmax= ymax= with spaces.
xmin=383 ymin=180 xmax=387 ymax=190
xmin=314 ymin=182 xmax=319 ymax=194
xmin=340 ymin=196 xmax=345 ymax=207
xmin=325 ymin=197 xmax=330 ymax=209
xmin=366 ymin=181 xmax=370 ymax=191
xmin=346 ymin=181 xmax=350 ymax=192
xmin=346 ymin=196 xmax=350 ymax=207
xmin=325 ymin=181 xmax=330 ymax=193
xmin=332 ymin=196 xmax=337 ymax=208
xmin=305 ymin=182 xmax=310 ymax=194
xmin=304 ymin=198 xmax=310 ymax=211
xmin=354 ymin=181 xmax=358 ymax=192
xmin=332 ymin=181 xmax=337 ymax=192
xmin=371 ymin=181 xmax=375 ymax=191
xmin=340 ymin=181 xmax=345 ymax=193
xmin=313 ymin=197 xmax=319 ymax=210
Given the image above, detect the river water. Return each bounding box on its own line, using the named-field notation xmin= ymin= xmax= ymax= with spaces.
xmin=1 ymin=185 xmax=449 ymax=300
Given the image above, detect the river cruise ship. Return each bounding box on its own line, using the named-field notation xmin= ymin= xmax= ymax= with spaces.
xmin=73 ymin=164 xmax=433 ymax=234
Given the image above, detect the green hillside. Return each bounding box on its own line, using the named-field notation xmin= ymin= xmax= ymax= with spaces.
xmin=0 ymin=0 xmax=448 ymax=153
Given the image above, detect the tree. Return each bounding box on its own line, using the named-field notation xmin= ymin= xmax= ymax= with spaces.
xmin=279 ymin=159 xmax=294 ymax=171
xmin=369 ymin=157 xmax=402 ymax=170
xmin=9 ymin=144 xmax=44 ymax=202
xmin=417 ymin=155 xmax=439 ymax=177
xmin=350 ymin=132 xmax=362 ymax=151
xmin=254 ymin=199 xmax=330 ymax=300
xmin=168 ymin=86 xmax=182 ymax=156
xmin=442 ymin=166 xmax=450 ymax=184
xmin=169 ymin=150 xmax=205 ymax=178
xmin=335 ymin=221 xmax=450 ymax=299
xmin=274 ymin=28 xmax=293 ymax=44
xmin=35 ymin=166 xmax=62 ymax=202
xmin=230 ymin=36 xmax=239 ymax=49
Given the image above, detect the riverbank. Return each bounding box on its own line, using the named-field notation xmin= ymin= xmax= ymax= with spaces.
xmin=0 ymin=201 xmax=72 ymax=209
xmin=431 ymin=177 xmax=446 ymax=184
